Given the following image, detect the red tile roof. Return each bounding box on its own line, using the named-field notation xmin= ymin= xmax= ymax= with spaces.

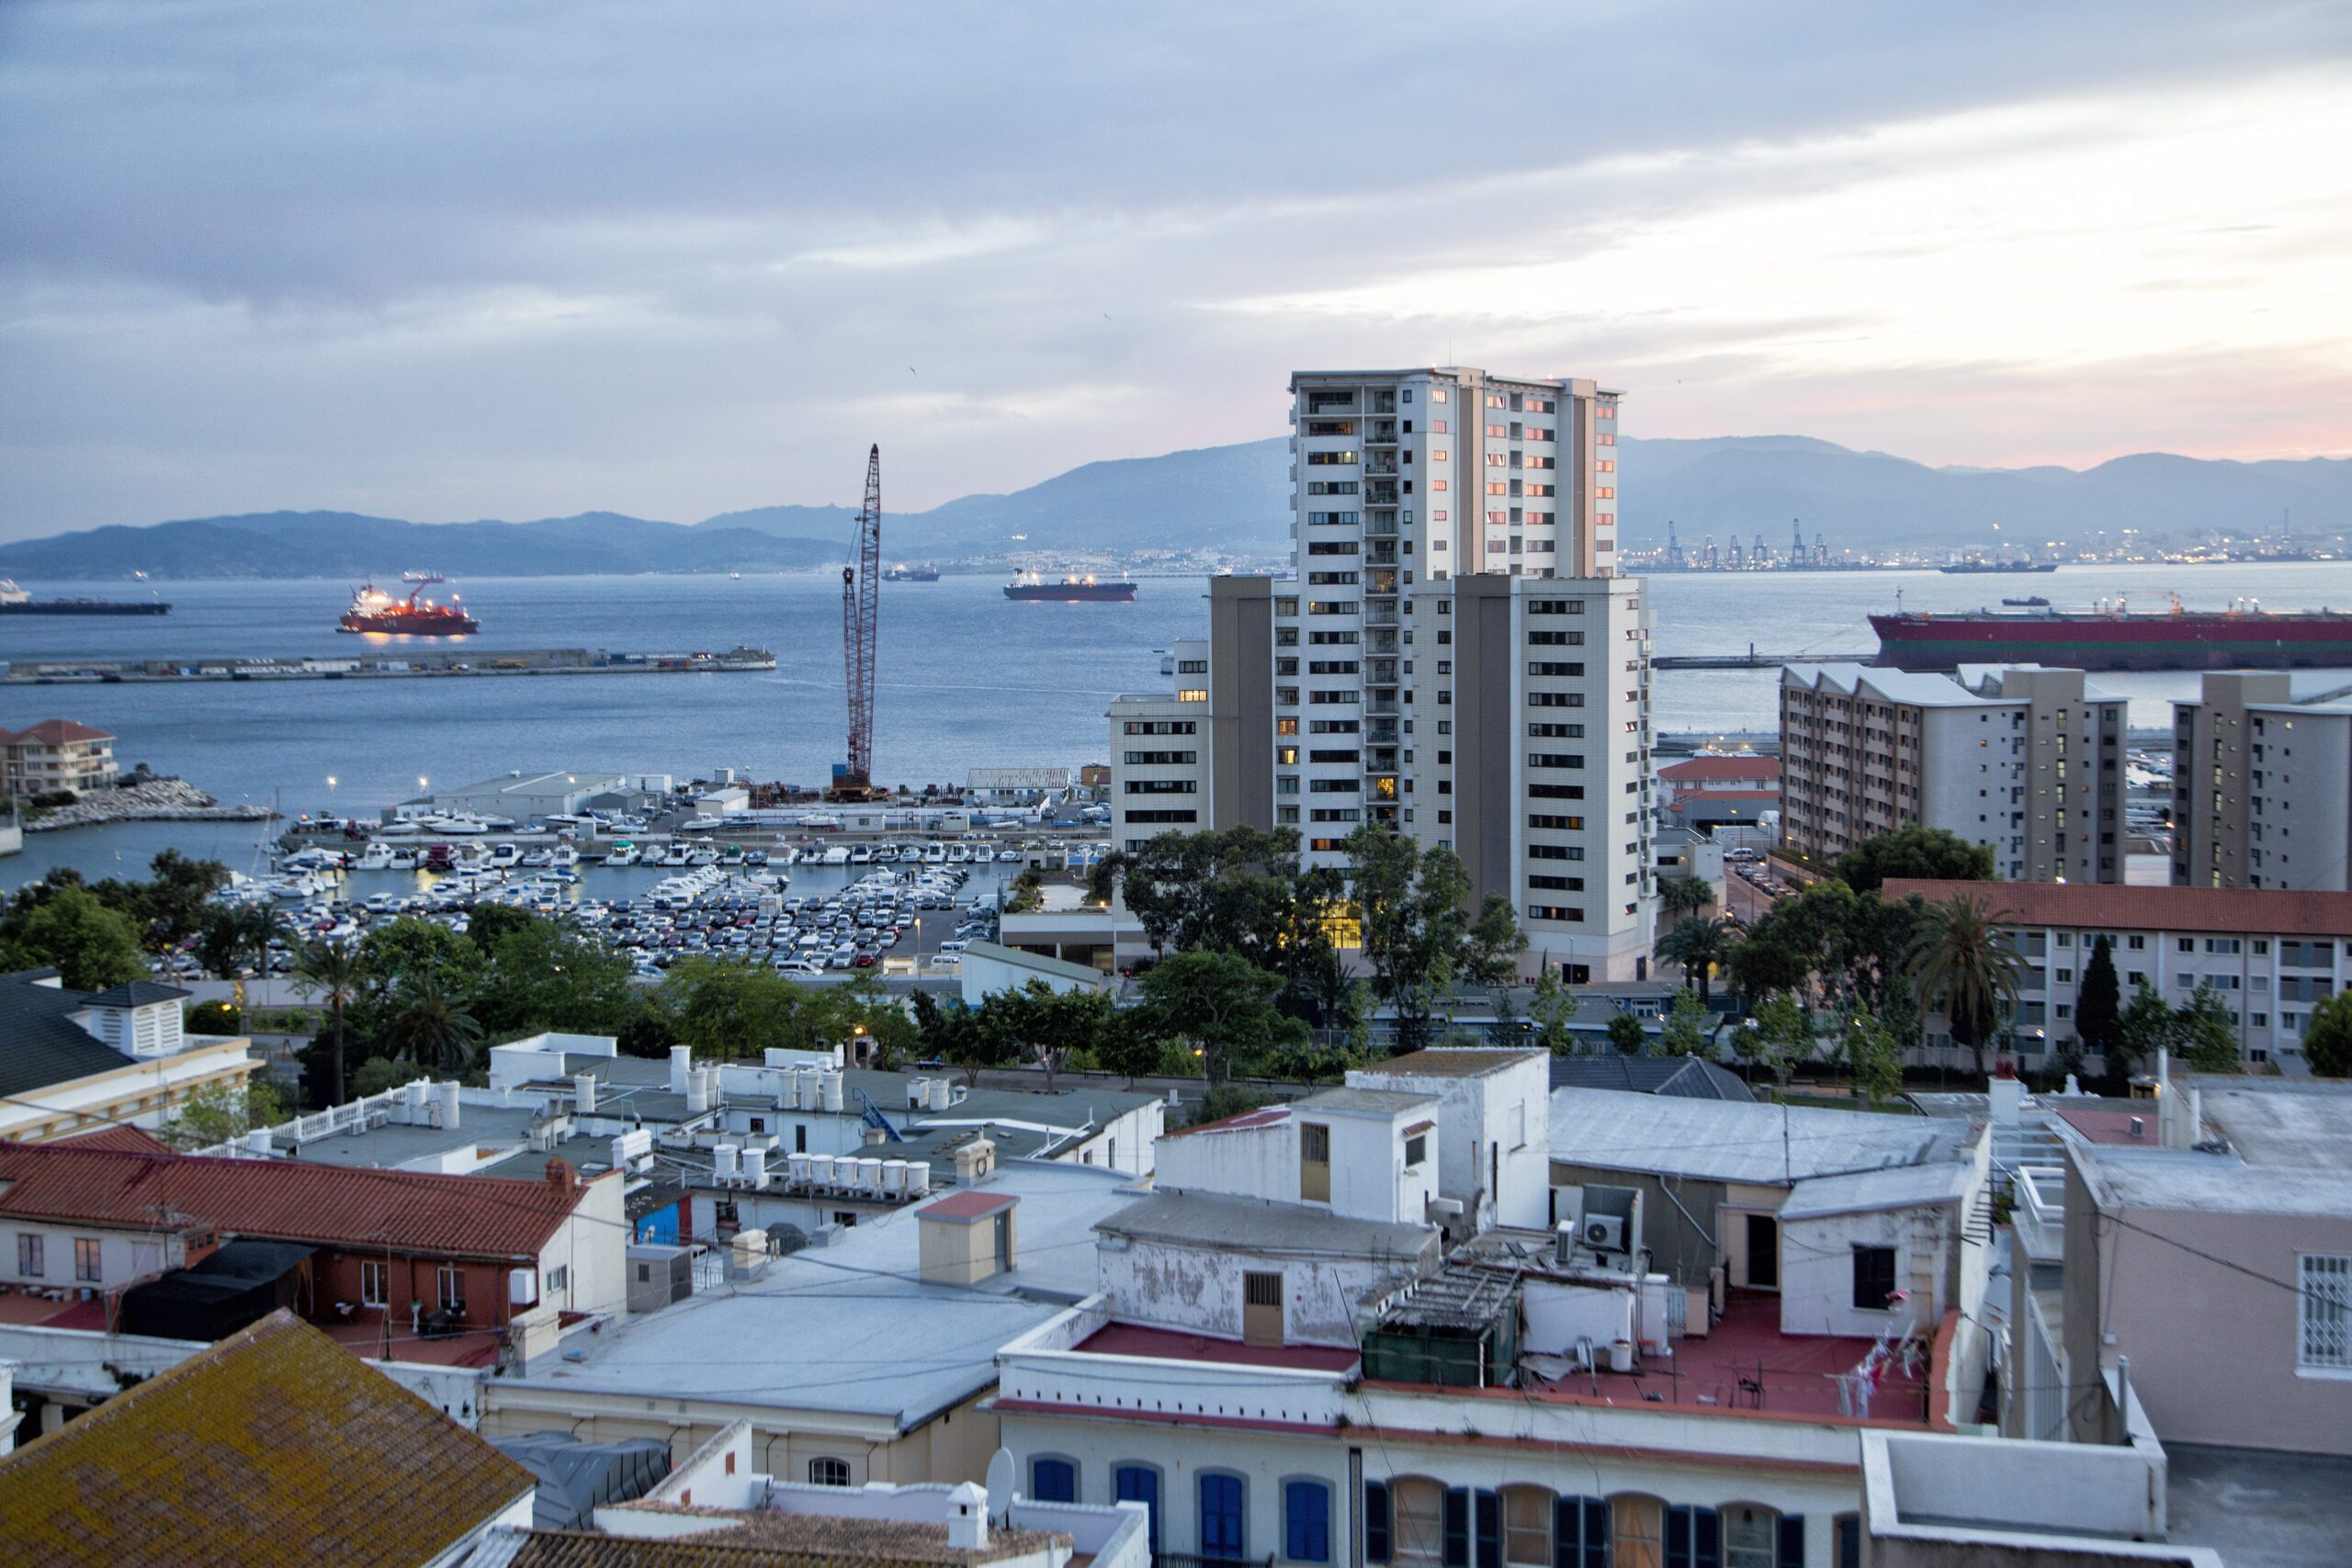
xmin=51 ymin=1123 xmax=175 ymax=1155
xmin=1883 ymin=878 xmax=2352 ymax=937
xmin=919 ymin=1190 xmax=1018 ymax=1222
xmin=3 ymin=718 xmax=114 ymax=745
xmin=0 ymin=1142 xmax=593 ymax=1260
xmin=1660 ymin=755 xmax=1780 ymax=783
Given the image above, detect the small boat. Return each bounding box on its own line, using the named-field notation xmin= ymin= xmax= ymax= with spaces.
xmin=389 ymin=849 xmax=418 ymax=871
xmin=605 ymin=843 xmax=640 ymax=866
xmin=352 ymin=841 xmax=395 ymax=871
xmin=486 ymin=843 xmax=523 ymax=868
xmin=518 ymin=848 xmax=554 ymax=868
xmin=2002 ymin=594 xmax=2052 ymax=607
xmin=850 ymin=844 xmax=874 ymax=864
xmin=550 ymin=844 xmax=580 ymax=868
xmin=821 ymin=846 xmax=851 ymax=866
xmin=923 ymin=844 xmax=946 ymax=865
xmin=686 ymin=844 xmax=720 ymax=867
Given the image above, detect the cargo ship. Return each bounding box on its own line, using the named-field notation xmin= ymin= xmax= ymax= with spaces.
xmin=1939 ymin=559 xmax=2058 ymax=575
xmin=0 ymin=579 xmax=170 ymax=615
xmin=1003 ymin=570 xmax=1136 ymax=603
xmin=338 ymin=577 xmax=480 ymax=636
xmin=1871 ymin=599 xmax=2352 ymax=672
xmin=884 ymin=564 xmax=940 ymax=582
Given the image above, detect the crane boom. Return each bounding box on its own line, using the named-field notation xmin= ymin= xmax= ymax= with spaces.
xmin=836 ymin=445 xmax=882 ymax=795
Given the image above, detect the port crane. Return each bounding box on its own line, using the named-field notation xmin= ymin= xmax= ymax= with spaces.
xmin=832 ymin=445 xmax=882 ymax=799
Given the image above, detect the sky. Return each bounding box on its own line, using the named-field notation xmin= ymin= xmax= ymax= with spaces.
xmin=2 ymin=1 xmax=2348 ymax=538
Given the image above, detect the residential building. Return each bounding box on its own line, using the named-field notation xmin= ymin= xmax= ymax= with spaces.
xmin=0 ymin=968 xmax=257 ymax=1144
xmin=1349 ymin=1048 xmax=1553 ymax=1233
xmin=1780 ymin=664 xmax=2126 ymax=882
xmin=2169 ymin=670 xmax=2352 ymax=890
xmin=478 ymin=1418 xmax=1149 ymax=1568
xmin=1885 ymin=877 xmax=2352 ymax=1071
xmin=0 ymin=718 xmax=118 ymax=797
xmin=1653 ymin=823 xmax=1726 ymax=903
xmin=1659 ymin=751 xmax=1781 ymax=836
xmin=0 ymin=1311 xmax=536 ymax=1565
xmin=1105 ymin=577 xmax=1278 ymax=854
xmin=0 ymin=1134 xmax=628 ymax=1364
xmin=989 ymin=1063 xmax=2030 ymax=1568
xmin=482 ymin=1156 xmax=1144 ymax=1484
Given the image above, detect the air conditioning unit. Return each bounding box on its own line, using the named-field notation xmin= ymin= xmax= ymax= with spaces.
xmin=1582 ymin=1214 xmax=1626 ymax=1253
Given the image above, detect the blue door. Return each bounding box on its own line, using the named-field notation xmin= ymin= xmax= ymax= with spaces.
xmin=1200 ymin=1473 xmax=1246 ymax=1560
xmin=1115 ymin=1466 xmax=1160 ymax=1555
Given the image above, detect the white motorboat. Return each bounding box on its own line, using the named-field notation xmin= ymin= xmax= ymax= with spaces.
xmin=486 ymin=843 xmax=523 ymax=868
xmin=518 ymin=848 xmax=554 ymax=868
xmin=850 ymin=844 xmax=874 ymax=864
xmin=550 ymin=844 xmax=580 ymax=868
xmin=352 ymin=841 xmax=395 ymax=871
xmin=605 ymin=843 xmax=640 ymax=867
xmin=389 ymin=849 xmax=418 ymax=871
xmin=923 ymin=844 xmax=947 ymax=865
xmin=821 ymin=846 xmax=851 ymax=865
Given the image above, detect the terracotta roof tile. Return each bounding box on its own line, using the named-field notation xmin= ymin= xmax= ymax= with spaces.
xmin=1659 ymin=755 xmax=1780 ymax=782
xmin=5 ymin=718 xmax=115 ymax=744
xmin=919 ymin=1190 xmax=1019 ymax=1222
xmin=0 ymin=1141 xmax=590 ymax=1258
xmin=51 ymin=1122 xmax=176 ymax=1155
xmin=1883 ymin=878 xmax=2352 ymax=937
xmin=0 ymin=1311 xmax=532 ymax=1566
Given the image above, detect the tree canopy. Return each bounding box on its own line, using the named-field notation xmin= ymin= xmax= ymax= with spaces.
xmin=1831 ymin=825 xmax=1996 ymax=893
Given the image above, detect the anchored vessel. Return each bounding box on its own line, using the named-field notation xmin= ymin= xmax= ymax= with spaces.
xmin=1871 ymin=599 xmax=2352 ymax=672
xmin=883 ymin=564 xmax=940 ymax=582
xmin=0 ymin=579 xmax=170 ymax=615
xmin=1003 ymin=570 xmax=1136 ymax=603
xmin=339 ymin=576 xmax=480 ymax=636
xmin=1939 ymin=560 xmax=2059 ymax=575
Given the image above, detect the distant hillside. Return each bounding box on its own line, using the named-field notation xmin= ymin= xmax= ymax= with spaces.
xmin=5 ymin=433 xmax=2343 ymax=579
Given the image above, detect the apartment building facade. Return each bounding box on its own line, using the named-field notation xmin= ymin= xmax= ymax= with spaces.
xmin=1 ymin=719 xmax=118 ymax=797
xmin=1106 ymin=580 xmax=1277 ymax=854
xmin=1780 ymin=664 xmax=2126 ymax=882
xmin=2170 ymin=671 xmax=2352 ymax=890
xmin=1886 ymin=877 xmax=2352 ymax=1070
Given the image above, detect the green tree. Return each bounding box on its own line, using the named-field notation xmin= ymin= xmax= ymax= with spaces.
xmin=1096 ymin=1006 xmax=1176 ymax=1084
xmin=165 ymin=1077 xmax=287 ymax=1151
xmin=1529 ymin=966 xmax=1577 ymax=1054
xmin=17 ymin=886 xmax=148 ymax=990
xmin=1658 ymin=987 xmax=1713 ymax=1057
xmin=463 ymin=902 xmax=539 ymax=954
xmin=290 ymin=938 xmax=370 ymax=1106
xmin=352 ymin=1055 xmax=426 ymax=1098
xmin=358 ymin=916 xmax=483 ymax=997
xmin=1905 ymin=892 xmax=2025 ymax=1076
xmin=1136 ymin=948 xmax=1305 ymax=1084
xmin=195 ymin=902 xmax=284 ymax=981
xmin=2114 ymin=979 xmax=2175 ymax=1078
xmin=1344 ymin=827 xmax=1476 ymax=1054
xmin=1461 ymin=894 xmax=1525 ymax=995
xmin=1736 ymin=991 xmax=1813 ymax=1090
xmin=656 ymin=958 xmax=808 ymax=1059
xmin=2075 ymin=935 xmax=2122 ymax=1063
xmin=914 ymin=991 xmax=1016 ymax=1088
xmin=1843 ymin=1006 xmax=1904 ymax=1108
xmin=2173 ymin=984 xmax=2242 ymax=1074
xmin=383 ymin=975 xmax=485 ymax=1076
xmin=476 ymin=921 xmax=639 ymax=1038
xmin=186 ymin=999 xmax=242 ymax=1035
xmin=1654 ymin=915 xmax=1738 ymax=1004
xmin=1831 ymin=825 xmax=1996 ymax=894
xmin=1605 ymin=1010 xmax=1647 ymax=1055
xmin=2301 ymin=990 xmax=2352 ymax=1077
xmin=1659 ymin=874 xmax=1715 ymax=919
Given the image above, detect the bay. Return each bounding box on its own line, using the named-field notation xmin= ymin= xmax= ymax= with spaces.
xmin=6 ymin=560 xmax=2352 ymax=886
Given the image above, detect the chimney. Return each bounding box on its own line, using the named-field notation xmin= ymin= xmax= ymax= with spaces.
xmin=953 ymin=1137 xmax=997 ymax=1186
xmin=909 ymin=1077 xmax=929 ymax=1109
xmin=670 ymin=1045 xmax=694 ymax=1096
xmin=947 ymin=1483 xmax=989 ymax=1551
xmin=439 ymin=1080 xmax=461 ymax=1131
xmin=242 ymin=1127 xmax=273 ymax=1157
xmin=820 ymin=1070 xmax=844 ymax=1113
xmin=574 ymin=1073 xmax=598 ymax=1114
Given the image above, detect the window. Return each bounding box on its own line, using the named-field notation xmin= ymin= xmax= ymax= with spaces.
xmin=1286 ymin=1480 xmax=1332 ymax=1562
xmin=1834 ymin=1516 xmax=1860 ymax=1568
xmin=1201 ymin=1473 xmax=1247 ymax=1560
xmin=1852 ymin=1246 xmax=1898 ymax=1311
xmin=547 ymin=1264 xmax=568 ymax=1293
xmin=1117 ymin=1467 xmax=1162 ymax=1555
xmin=1610 ymin=1495 xmax=1663 ymax=1568
xmin=809 ymin=1457 xmax=852 ymax=1486
xmin=1503 ymin=1487 xmax=1549 ymax=1566
xmin=437 ymin=1263 xmax=466 ymax=1312
xmin=1722 ymin=1506 xmax=1792 ymax=1568
xmin=2301 ymin=1253 xmax=2351 ymax=1371
xmin=1365 ymin=1481 xmax=1393 ymax=1563
xmin=1394 ymin=1479 xmax=1444 ymax=1568
xmin=74 ymin=1237 xmax=102 ymax=1282
xmin=361 ymin=1259 xmax=388 ymax=1307
xmin=1555 ymin=1498 xmax=1608 ymax=1568
xmin=1244 ymin=1269 xmax=1285 ymax=1346
xmin=1404 ymin=1134 xmax=1427 ymax=1168
xmin=17 ymin=1234 xmax=43 ymax=1278
xmin=1665 ymin=1506 xmax=1719 ymax=1568
xmin=1033 ymin=1458 xmax=1077 ymax=1503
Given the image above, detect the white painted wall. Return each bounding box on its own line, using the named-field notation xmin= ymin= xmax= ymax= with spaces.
xmin=538 ymin=1171 xmax=629 ymax=1318
xmin=1779 ymin=1202 xmax=1949 ymax=1341
xmin=1095 ymin=1235 xmax=1427 ymax=1348
xmin=1349 ymin=1053 xmax=1549 ymax=1230
xmin=1156 ymin=1105 xmax=1433 ymax=1224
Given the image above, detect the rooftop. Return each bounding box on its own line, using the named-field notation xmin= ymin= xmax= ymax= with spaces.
xmin=2072 ymin=1080 xmax=2352 ymax=1217
xmin=5 ymin=718 xmax=114 ymax=745
xmin=1290 ymin=1085 xmax=1438 ymax=1115
xmin=1074 ymin=1320 xmax=1363 ymax=1373
xmin=1659 ymin=754 xmax=1781 ymax=782
xmin=1883 ymin=877 xmax=2352 ymax=937
xmin=500 ymin=1160 xmax=1142 ymax=1427
xmin=1548 ymin=1086 xmax=1969 ymax=1187
xmin=0 ymin=1311 xmax=533 ymax=1566
xmin=1099 ymin=1190 xmax=1438 ymax=1262
xmin=1356 ymin=1048 xmax=1544 ymax=1080
xmin=0 ymin=966 xmax=138 ymax=1098
xmin=1547 ymin=1055 xmax=1754 ymax=1102
xmin=80 ymin=979 xmax=191 ymax=1008
xmin=0 ymin=1140 xmax=595 ymax=1258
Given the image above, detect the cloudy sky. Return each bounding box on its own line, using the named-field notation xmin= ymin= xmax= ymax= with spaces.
xmin=3 ymin=1 xmax=2347 ymax=537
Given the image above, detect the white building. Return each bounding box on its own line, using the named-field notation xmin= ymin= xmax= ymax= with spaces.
xmin=430 ymin=768 xmax=629 ymax=820
xmin=1348 ymin=1048 xmax=1552 ymax=1233
xmin=2171 ymin=670 xmax=2352 ymax=890
xmin=1781 ymin=664 xmax=2127 ymax=883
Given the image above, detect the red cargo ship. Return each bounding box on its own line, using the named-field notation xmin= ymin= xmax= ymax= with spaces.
xmin=338 ymin=577 xmax=481 ymax=636
xmin=1003 ymin=570 xmax=1136 ymax=603
xmin=1871 ymin=598 xmax=2352 ymax=672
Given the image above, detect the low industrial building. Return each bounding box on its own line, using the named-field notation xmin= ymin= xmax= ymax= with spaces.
xmin=427 ymin=769 xmax=633 ymax=820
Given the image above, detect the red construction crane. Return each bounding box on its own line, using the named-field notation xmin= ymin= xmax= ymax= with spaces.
xmin=833 ymin=444 xmax=881 ymax=797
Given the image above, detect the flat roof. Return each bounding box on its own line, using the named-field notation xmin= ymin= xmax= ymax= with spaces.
xmin=501 ymin=1161 xmax=1142 ymax=1426
xmin=1550 ymin=1087 xmax=1971 ymax=1186
xmin=1781 ymin=1161 xmax=1973 ymax=1221
xmin=1101 ymin=1191 xmax=1438 ymax=1260
xmin=1357 ymin=1049 xmax=1544 ymax=1080
xmin=1884 ymin=878 xmax=2352 ymax=937
xmin=2077 ymin=1081 xmax=2352 ymax=1218
xmin=1075 ymin=1321 xmax=1362 ymax=1373
xmin=1292 ymin=1086 xmax=1437 ymax=1117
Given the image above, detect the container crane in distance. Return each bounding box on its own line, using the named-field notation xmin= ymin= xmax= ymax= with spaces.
xmin=831 ymin=444 xmax=882 ymax=800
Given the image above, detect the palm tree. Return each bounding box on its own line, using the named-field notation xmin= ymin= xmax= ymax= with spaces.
xmin=1659 ymin=874 xmax=1715 ymax=919
xmin=385 ymin=975 xmax=484 ymax=1077
xmin=1905 ymin=892 xmax=2026 ymax=1077
xmin=290 ymin=938 xmax=369 ymax=1106
xmin=1654 ymin=915 xmax=1738 ymax=1004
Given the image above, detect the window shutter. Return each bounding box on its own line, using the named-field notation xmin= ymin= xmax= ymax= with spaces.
xmin=1364 ymin=1483 xmax=1391 ymax=1563
xmin=1475 ymin=1491 xmax=1499 ymax=1568
xmin=1443 ymin=1488 xmax=1470 ymax=1568
xmin=1777 ymin=1516 xmax=1804 ymax=1568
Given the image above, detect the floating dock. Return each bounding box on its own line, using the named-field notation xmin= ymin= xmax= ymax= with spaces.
xmin=1 ymin=646 xmax=776 ymax=684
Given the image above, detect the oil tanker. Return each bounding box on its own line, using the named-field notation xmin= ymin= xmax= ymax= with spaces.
xmin=1871 ymin=599 xmax=2352 ymax=672
xmin=1003 ymin=570 xmax=1136 ymax=603
xmin=0 ymin=579 xmax=169 ymax=615
xmin=339 ymin=578 xmax=480 ymax=636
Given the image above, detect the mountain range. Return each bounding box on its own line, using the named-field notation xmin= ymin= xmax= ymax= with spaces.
xmin=2 ymin=435 xmax=2342 ymax=579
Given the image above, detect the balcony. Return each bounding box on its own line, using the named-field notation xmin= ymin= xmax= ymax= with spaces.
xmin=1368 ymin=660 xmax=1399 ymax=685
xmin=1364 ymin=608 xmax=1400 ymax=627
xmin=1366 ymin=422 xmax=1399 ymax=446
xmin=1366 ymin=484 xmax=1400 ymax=505
xmin=1365 ymin=699 xmax=1400 ymax=716
xmin=1367 ymin=570 xmax=1399 ymax=595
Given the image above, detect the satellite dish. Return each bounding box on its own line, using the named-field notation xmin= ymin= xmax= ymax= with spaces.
xmin=985 ymin=1448 xmax=1018 ymax=1516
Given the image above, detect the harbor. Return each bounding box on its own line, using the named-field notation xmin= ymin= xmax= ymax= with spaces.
xmin=1 ymin=644 xmax=776 ymax=684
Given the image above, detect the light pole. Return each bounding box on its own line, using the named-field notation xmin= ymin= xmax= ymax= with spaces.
xmin=325 ymin=775 xmax=338 ymax=821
